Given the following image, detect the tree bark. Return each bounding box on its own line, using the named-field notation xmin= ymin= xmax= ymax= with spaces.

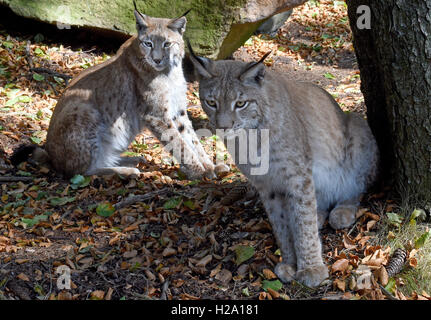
xmin=346 ymin=0 xmax=431 ymax=203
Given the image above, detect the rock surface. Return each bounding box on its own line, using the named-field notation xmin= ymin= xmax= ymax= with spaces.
xmin=0 ymin=0 xmax=307 ymax=58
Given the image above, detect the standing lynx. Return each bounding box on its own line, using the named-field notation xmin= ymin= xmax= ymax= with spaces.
xmin=189 ymin=49 xmax=379 ymax=287
xmin=11 ymin=7 xmax=214 ymax=180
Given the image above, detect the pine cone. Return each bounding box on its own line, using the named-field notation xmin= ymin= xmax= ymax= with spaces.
xmin=385 ymin=248 xmax=407 ymax=278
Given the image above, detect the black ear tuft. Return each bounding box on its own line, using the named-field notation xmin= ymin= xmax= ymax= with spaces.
xmin=133 ymin=0 xmax=148 ymax=33
xmin=258 ymin=51 xmax=271 ymax=64
xmin=168 ymin=17 xmax=187 ymax=35
xmin=179 ymin=8 xmax=192 ymax=18
xmin=168 ymin=9 xmax=191 ymax=35
xmin=239 ymin=51 xmax=271 ymax=86
xmin=133 ymin=0 xmax=139 ymax=11
xmin=186 ymin=38 xmax=213 ymax=79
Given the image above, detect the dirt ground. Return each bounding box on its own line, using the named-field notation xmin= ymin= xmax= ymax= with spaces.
xmin=0 ymin=1 xmax=399 ymax=301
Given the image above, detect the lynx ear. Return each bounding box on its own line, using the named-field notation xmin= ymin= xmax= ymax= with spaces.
xmin=133 ymin=1 xmax=148 ymax=33
xmin=186 ymin=39 xmax=213 ymax=79
xmin=168 ymin=9 xmax=190 ymax=35
xmin=239 ymin=51 xmax=271 ymax=86
xmin=168 ymin=16 xmax=187 ymax=34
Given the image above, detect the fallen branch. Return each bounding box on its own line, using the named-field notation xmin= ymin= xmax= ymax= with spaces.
xmin=25 ymin=40 xmax=73 ymax=86
xmin=0 ymin=176 xmax=34 ymax=183
xmin=160 ymin=280 xmax=170 ymax=300
xmin=379 ymin=284 xmax=398 ymax=300
xmin=25 ymin=41 xmax=34 ymax=69
xmin=114 ymin=188 xmax=171 ymax=210
xmin=30 ymin=67 xmax=72 ymax=85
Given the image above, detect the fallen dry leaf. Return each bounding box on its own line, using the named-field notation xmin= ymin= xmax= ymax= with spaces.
xmin=374 ymin=266 xmax=388 ymax=286
xmin=408 ymin=257 xmax=418 ymax=268
xmin=366 ymin=220 xmax=377 ymax=231
xmin=105 ymin=287 xmax=114 ymax=300
xmin=17 ymin=273 xmax=30 ymax=281
xmin=210 ymin=263 xmax=222 ymax=278
xmin=263 ymin=268 xmax=277 ymax=280
xmin=196 ymin=254 xmax=212 ymax=267
xmin=57 ymin=291 xmax=73 ymax=300
xmin=331 ymin=258 xmax=349 ymax=273
xmin=215 ymin=269 xmax=232 ymax=284
xmin=90 ymin=290 xmax=105 ymax=300
xmin=267 ymin=287 xmax=280 ymax=299
xmin=162 ymin=247 xmax=177 ymax=257
xmin=333 ymin=278 xmax=346 ymax=292
xmin=354 ymin=265 xmax=373 ymax=290
xmin=343 ymin=234 xmax=357 ymax=250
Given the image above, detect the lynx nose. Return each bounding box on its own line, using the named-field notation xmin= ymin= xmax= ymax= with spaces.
xmin=153 ymin=58 xmax=162 ymax=65
xmin=216 ymin=114 xmax=234 ymax=130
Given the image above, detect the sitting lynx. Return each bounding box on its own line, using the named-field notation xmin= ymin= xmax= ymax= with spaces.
xmin=189 ymin=48 xmax=379 ymax=287
xmin=11 ymin=7 xmax=214 ymax=180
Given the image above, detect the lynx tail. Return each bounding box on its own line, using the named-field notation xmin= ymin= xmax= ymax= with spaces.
xmin=10 ymin=144 xmax=49 ymax=166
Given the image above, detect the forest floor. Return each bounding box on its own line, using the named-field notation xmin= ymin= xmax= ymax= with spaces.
xmin=0 ymin=1 xmax=430 ymax=300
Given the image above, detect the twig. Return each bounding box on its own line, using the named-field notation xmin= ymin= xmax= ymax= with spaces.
xmin=160 ymin=280 xmax=170 ymax=300
xmin=114 ymin=188 xmax=171 ymax=210
xmin=0 ymin=176 xmax=34 ymax=183
xmin=379 ymin=284 xmax=398 ymax=300
xmin=130 ymin=292 xmax=153 ymax=300
xmin=347 ymin=221 xmax=358 ymax=237
xmin=30 ymin=67 xmax=73 ymax=85
xmin=25 ymin=40 xmax=73 ymax=86
xmin=60 ymin=209 xmax=73 ymax=221
xmin=43 ymin=260 xmax=53 ymax=300
xmin=25 ymin=41 xmax=34 ymax=69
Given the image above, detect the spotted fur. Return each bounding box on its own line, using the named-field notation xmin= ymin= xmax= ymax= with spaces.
xmin=189 ymin=51 xmax=379 ymax=287
xmin=11 ymin=9 xmax=214 ymax=179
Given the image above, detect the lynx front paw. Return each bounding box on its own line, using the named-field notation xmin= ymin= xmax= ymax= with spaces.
xmin=317 ymin=210 xmax=329 ymax=230
xmin=180 ymin=163 xmax=209 ymax=180
xmin=274 ymin=263 xmax=296 ymax=283
xmin=201 ymin=161 xmax=217 ymax=179
xmin=295 ymin=264 xmax=329 ymax=288
xmin=329 ymin=205 xmax=357 ymax=230
xmin=214 ymin=163 xmax=230 ymax=177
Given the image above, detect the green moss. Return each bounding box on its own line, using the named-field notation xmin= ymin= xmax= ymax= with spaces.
xmin=0 ymin=0 xmax=261 ymax=58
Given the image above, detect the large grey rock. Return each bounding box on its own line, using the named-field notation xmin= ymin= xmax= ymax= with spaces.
xmin=0 ymin=0 xmax=307 ymax=58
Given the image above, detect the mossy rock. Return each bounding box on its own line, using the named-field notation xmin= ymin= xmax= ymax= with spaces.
xmin=0 ymin=0 xmax=306 ymax=58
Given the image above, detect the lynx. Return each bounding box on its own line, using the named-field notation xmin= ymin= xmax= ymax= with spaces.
xmin=11 ymin=7 xmax=214 ymax=180
xmin=189 ymin=48 xmax=379 ymax=287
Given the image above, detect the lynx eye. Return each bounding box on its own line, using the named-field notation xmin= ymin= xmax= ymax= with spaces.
xmin=142 ymin=41 xmax=153 ymax=48
xmin=205 ymin=99 xmax=217 ymax=108
xmin=163 ymin=42 xmax=173 ymax=48
xmin=235 ymin=100 xmax=248 ymax=109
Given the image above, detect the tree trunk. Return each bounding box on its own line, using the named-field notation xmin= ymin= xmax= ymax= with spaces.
xmin=346 ymin=0 xmax=431 ymax=204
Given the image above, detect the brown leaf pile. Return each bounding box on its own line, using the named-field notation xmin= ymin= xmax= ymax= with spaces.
xmin=0 ymin=1 xmax=427 ymax=300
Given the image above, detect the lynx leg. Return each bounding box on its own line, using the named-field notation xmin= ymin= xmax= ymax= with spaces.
xmin=173 ymin=109 xmax=215 ymax=175
xmin=317 ymin=209 xmax=329 ymax=230
xmin=117 ymin=156 xmax=146 ymax=167
xmin=86 ymin=166 xmax=140 ymax=177
xmin=144 ymin=115 xmax=211 ymax=179
xmin=261 ymin=190 xmax=297 ymax=283
xmin=328 ymin=197 xmax=360 ymax=230
xmin=45 ymin=104 xmax=98 ymax=177
xmin=285 ymin=175 xmax=328 ymax=287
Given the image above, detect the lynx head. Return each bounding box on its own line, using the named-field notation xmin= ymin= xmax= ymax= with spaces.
xmin=188 ymin=46 xmax=271 ymax=133
xmin=133 ymin=6 xmax=189 ymax=71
